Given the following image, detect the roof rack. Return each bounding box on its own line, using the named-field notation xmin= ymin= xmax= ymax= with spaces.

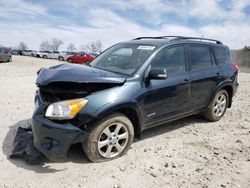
xmin=133 ymin=36 xmax=223 ymax=44
xmin=133 ymin=36 xmax=167 ymax=40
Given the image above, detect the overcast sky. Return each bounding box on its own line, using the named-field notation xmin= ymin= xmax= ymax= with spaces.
xmin=0 ymin=0 xmax=250 ymax=50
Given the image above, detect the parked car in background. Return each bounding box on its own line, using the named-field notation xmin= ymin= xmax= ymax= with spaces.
xmin=0 ymin=48 xmax=12 ymax=62
xmin=67 ymin=52 xmax=95 ymax=64
xmin=11 ymin=49 xmax=23 ymax=55
xmin=36 ymin=51 xmax=50 ymax=58
xmin=22 ymin=50 xmax=34 ymax=56
xmin=46 ymin=51 xmax=60 ymax=59
xmin=58 ymin=51 xmax=78 ymax=61
xmin=31 ymin=51 xmax=37 ymax=57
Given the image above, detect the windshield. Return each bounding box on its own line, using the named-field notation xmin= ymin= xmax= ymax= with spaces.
xmin=89 ymin=43 xmax=157 ymax=75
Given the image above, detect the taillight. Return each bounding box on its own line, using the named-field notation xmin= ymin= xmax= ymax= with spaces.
xmin=232 ymin=63 xmax=239 ymax=71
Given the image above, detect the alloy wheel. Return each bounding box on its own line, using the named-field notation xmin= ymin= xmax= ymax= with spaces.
xmin=97 ymin=123 xmax=129 ymax=158
xmin=213 ymin=93 xmax=227 ymax=117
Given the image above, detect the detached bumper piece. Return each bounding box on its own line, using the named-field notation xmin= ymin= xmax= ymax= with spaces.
xmin=32 ymin=115 xmax=88 ymax=162
xmin=9 ymin=126 xmax=44 ymax=165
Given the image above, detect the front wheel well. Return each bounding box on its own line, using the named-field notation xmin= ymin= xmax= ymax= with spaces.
xmin=221 ymin=85 xmax=233 ymax=108
xmin=116 ymin=107 xmax=141 ymax=139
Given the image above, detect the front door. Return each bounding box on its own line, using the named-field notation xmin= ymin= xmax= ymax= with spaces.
xmin=142 ymin=45 xmax=191 ymax=127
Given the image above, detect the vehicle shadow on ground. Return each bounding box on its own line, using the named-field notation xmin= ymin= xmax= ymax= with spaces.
xmin=2 ymin=115 xmax=208 ymax=173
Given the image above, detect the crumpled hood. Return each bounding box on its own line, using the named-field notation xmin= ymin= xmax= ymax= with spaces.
xmin=36 ymin=64 xmax=127 ymax=86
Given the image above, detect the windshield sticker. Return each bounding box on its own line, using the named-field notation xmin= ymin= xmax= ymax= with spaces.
xmin=137 ymin=45 xmax=156 ymax=50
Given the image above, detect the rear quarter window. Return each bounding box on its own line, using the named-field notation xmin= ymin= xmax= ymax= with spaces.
xmin=213 ymin=46 xmax=231 ymax=64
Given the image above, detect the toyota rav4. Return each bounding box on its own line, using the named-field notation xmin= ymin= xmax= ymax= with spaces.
xmin=32 ymin=36 xmax=239 ymax=162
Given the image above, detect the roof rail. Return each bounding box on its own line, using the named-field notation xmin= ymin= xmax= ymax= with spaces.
xmin=133 ymin=36 xmax=223 ymax=44
xmin=167 ymin=36 xmax=223 ymax=44
xmin=133 ymin=36 xmax=166 ymax=40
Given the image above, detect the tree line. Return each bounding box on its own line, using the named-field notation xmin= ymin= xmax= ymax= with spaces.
xmin=2 ymin=38 xmax=103 ymax=53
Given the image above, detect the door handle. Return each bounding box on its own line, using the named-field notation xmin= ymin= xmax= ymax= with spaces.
xmin=216 ymin=72 xmax=222 ymax=78
xmin=182 ymin=78 xmax=191 ymax=85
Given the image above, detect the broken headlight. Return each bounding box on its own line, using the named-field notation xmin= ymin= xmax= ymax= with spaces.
xmin=45 ymin=98 xmax=88 ymax=120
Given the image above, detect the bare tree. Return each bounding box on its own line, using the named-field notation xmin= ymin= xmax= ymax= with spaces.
xmin=82 ymin=40 xmax=102 ymax=53
xmin=18 ymin=41 xmax=28 ymax=50
xmin=67 ymin=43 xmax=76 ymax=51
xmin=40 ymin=38 xmax=64 ymax=51
xmin=50 ymin=38 xmax=64 ymax=51
xmin=40 ymin=40 xmax=51 ymax=51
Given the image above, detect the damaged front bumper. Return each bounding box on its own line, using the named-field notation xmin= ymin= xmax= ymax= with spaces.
xmin=32 ymin=115 xmax=88 ymax=161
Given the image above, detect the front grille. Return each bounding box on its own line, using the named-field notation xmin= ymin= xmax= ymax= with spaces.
xmin=39 ymin=89 xmax=88 ymax=103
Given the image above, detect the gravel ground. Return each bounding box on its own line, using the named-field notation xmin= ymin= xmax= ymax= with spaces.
xmin=0 ymin=56 xmax=249 ymax=188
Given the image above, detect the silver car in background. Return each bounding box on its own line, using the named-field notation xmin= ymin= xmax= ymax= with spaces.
xmin=22 ymin=50 xmax=34 ymax=56
xmin=47 ymin=51 xmax=60 ymax=59
xmin=36 ymin=51 xmax=50 ymax=58
xmin=36 ymin=50 xmax=60 ymax=59
xmin=0 ymin=49 xmax=12 ymax=62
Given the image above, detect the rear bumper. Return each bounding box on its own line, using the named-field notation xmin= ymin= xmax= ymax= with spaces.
xmin=32 ymin=115 xmax=88 ymax=161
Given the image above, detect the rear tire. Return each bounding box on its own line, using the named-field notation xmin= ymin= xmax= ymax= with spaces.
xmin=202 ymin=89 xmax=229 ymax=122
xmin=43 ymin=55 xmax=48 ymax=59
xmin=68 ymin=59 xmax=72 ymax=63
xmin=8 ymin=57 xmax=12 ymax=62
xmin=82 ymin=113 xmax=134 ymax=162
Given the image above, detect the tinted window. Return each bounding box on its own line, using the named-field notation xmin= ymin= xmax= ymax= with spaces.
xmin=213 ymin=46 xmax=229 ymax=64
xmin=189 ymin=46 xmax=212 ymax=70
xmin=151 ymin=46 xmax=186 ymax=75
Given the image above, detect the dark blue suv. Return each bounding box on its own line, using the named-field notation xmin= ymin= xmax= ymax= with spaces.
xmin=32 ymin=36 xmax=239 ymax=162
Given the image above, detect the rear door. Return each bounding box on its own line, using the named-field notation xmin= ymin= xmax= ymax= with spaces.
xmin=188 ymin=45 xmax=222 ymax=111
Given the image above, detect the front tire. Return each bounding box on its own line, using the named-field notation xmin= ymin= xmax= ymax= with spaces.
xmin=43 ymin=55 xmax=48 ymax=59
xmin=82 ymin=113 xmax=134 ymax=162
xmin=202 ymin=89 xmax=229 ymax=122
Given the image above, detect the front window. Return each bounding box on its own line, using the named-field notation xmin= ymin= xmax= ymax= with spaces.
xmin=151 ymin=46 xmax=186 ymax=75
xmin=89 ymin=43 xmax=157 ymax=75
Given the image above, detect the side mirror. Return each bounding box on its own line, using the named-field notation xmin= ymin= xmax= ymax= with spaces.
xmin=149 ymin=68 xmax=167 ymax=80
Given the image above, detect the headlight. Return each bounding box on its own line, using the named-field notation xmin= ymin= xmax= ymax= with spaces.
xmin=45 ymin=98 xmax=88 ymax=120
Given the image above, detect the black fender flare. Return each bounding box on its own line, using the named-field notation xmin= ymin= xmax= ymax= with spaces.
xmin=93 ymin=101 xmax=143 ymax=137
xmin=208 ymin=82 xmax=234 ymax=109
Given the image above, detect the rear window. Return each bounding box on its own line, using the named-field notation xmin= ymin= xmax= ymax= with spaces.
xmin=189 ymin=46 xmax=212 ymax=71
xmin=213 ymin=46 xmax=230 ymax=64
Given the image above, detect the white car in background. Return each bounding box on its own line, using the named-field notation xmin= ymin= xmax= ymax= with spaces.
xmin=58 ymin=51 xmax=78 ymax=61
xmin=36 ymin=51 xmax=50 ymax=58
xmin=47 ymin=51 xmax=61 ymax=59
xmin=36 ymin=50 xmax=60 ymax=59
xmin=31 ymin=51 xmax=37 ymax=57
xmin=22 ymin=50 xmax=35 ymax=56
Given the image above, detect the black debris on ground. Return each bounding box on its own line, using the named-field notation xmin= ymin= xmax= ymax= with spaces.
xmin=9 ymin=126 xmax=44 ymax=165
